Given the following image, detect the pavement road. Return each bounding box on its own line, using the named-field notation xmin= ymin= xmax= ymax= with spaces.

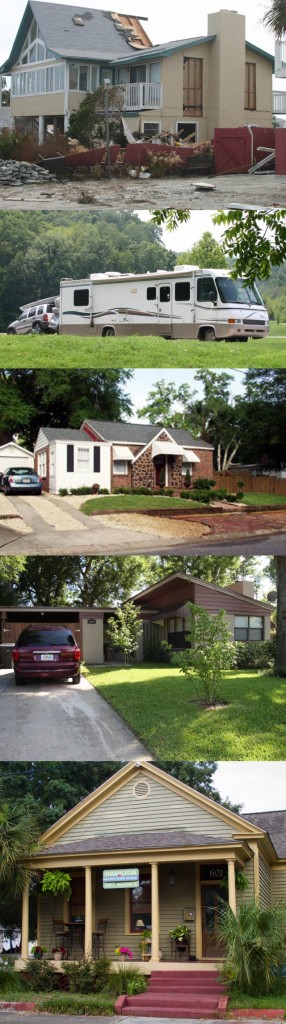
xmin=0 ymin=669 xmax=150 ymax=761
xmin=1 ymin=494 xmax=286 ymax=554
xmin=0 ymin=1016 xmax=284 ymax=1024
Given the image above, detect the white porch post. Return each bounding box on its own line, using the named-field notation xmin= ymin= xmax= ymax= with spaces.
xmin=195 ymin=863 xmax=202 ymax=959
xmin=227 ymin=858 xmax=236 ymax=915
xmin=84 ymin=866 xmax=93 ymax=958
xmin=151 ymin=861 xmax=160 ymax=961
xmin=21 ymin=881 xmax=30 ymax=959
xmin=64 ymin=62 xmax=70 ymax=133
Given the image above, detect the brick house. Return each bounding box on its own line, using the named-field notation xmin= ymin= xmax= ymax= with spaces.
xmin=34 ymin=419 xmax=214 ymax=495
xmin=1 ymin=4 xmax=274 ymax=142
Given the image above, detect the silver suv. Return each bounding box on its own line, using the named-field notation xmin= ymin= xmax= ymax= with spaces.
xmin=7 ymin=296 xmax=59 ymax=335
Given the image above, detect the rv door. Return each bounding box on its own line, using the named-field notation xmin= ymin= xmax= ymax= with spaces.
xmin=157 ymin=282 xmax=172 ymax=335
xmin=195 ymin=275 xmax=218 ymax=328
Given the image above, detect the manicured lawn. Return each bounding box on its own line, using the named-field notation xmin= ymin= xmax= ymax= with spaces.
xmin=84 ymin=665 xmax=286 ymax=760
xmin=0 ymin=991 xmax=115 ymax=1014
xmin=0 ymin=322 xmax=284 ymax=368
xmin=230 ymin=991 xmax=286 ymax=1009
xmin=243 ymin=492 xmax=286 ymax=507
xmin=81 ymin=494 xmax=205 ymax=514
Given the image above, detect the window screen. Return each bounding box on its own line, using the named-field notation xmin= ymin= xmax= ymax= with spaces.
xmin=147 ymin=286 xmax=156 ymax=300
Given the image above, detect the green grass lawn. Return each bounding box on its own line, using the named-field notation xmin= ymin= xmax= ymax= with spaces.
xmin=0 ymin=321 xmax=285 ymax=368
xmin=81 ymin=492 xmax=286 ymax=515
xmin=81 ymin=494 xmax=205 ymax=514
xmin=230 ymin=992 xmax=286 ymax=1009
xmin=84 ymin=664 xmax=286 ymax=760
xmin=243 ymin=492 xmax=286 ymax=507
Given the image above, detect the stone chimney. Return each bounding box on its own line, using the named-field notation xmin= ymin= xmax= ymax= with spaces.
xmin=207 ymin=10 xmax=246 ymax=137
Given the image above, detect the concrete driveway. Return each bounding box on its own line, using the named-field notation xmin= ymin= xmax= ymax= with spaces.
xmin=0 ymin=668 xmax=150 ymax=761
xmin=1 ymin=492 xmax=286 ymax=554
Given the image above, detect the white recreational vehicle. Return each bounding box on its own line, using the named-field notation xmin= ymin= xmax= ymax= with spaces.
xmin=59 ymin=266 xmax=269 ymax=341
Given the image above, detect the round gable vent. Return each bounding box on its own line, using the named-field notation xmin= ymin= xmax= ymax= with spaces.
xmin=133 ymin=780 xmax=150 ymax=799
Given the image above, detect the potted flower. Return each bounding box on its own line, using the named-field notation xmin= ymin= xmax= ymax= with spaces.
xmin=115 ymin=945 xmax=134 ymax=961
xmin=31 ymin=944 xmax=47 ymax=960
xmin=169 ymin=925 xmax=190 ymax=943
xmin=52 ymin=945 xmax=66 ymax=961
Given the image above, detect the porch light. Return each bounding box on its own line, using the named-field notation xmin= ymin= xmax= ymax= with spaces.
xmin=168 ymin=868 xmax=176 ymax=886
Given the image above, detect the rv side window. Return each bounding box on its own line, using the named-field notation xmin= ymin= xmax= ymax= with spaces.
xmin=160 ymin=286 xmax=170 ymax=302
xmin=147 ymin=287 xmax=156 ymax=300
xmin=197 ymin=278 xmax=217 ymax=302
xmin=74 ymin=288 xmax=90 ymax=306
xmin=175 ymin=282 xmax=190 ymax=301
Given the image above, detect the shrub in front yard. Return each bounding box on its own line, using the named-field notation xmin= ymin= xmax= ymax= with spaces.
xmin=218 ymin=901 xmax=286 ymax=995
xmin=38 ymin=991 xmax=115 ymax=1015
xmin=108 ymin=966 xmax=147 ymax=997
xmin=170 ymin=604 xmax=236 ymax=705
xmin=0 ymin=967 xmax=28 ymax=994
xmin=235 ymin=639 xmax=276 ymax=670
xmin=64 ymin=956 xmax=111 ymax=993
xmin=22 ymin=960 xmax=64 ymax=992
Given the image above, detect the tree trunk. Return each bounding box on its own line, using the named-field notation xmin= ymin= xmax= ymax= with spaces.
xmin=275 ymin=556 xmax=286 ymax=676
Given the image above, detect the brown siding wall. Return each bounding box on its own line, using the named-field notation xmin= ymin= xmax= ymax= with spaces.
xmin=193 ymin=582 xmax=270 ymax=619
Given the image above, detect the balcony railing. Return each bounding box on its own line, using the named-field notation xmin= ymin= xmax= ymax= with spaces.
xmin=273 ymin=91 xmax=286 ymax=113
xmin=122 ymin=82 xmax=163 ymax=110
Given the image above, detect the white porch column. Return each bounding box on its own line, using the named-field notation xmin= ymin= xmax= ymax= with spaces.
xmin=151 ymin=862 xmax=160 ymax=961
xmin=38 ymin=115 xmax=45 ymax=145
xmin=227 ymin=859 xmax=236 ymax=915
xmin=84 ymin=866 xmax=93 ymax=959
xmin=21 ymin=881 xmax=29 ymax=959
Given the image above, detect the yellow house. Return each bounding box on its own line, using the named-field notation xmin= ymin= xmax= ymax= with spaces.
xmin=20 ymin=761 xmax=283 ymax=977
xmin=1 ymin=5 xmax=274 ymax=142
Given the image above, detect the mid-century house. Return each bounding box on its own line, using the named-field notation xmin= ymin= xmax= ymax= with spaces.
xmin=0 ymin=573 xmax=272 ymax=667
xmin=1 ymin=4 xmax=275 ymax=142
xmin=34 ymin=419 xmax=214 ymax=494
xmin=18 ymin=761 xmax=286 ymax=978
xmin=0 ymin=440 xmax=34 ymax=474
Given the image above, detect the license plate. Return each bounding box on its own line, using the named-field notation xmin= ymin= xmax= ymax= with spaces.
xmin=22 ymin=477 xmax=31 ymax=483
xmin=40 ymin=653 xmax=54 ymax=661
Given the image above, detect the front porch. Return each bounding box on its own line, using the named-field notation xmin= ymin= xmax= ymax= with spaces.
xmin=20 ymin=850 xmax=251 ymax=967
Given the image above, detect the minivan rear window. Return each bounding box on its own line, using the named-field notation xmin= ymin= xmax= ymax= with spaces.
xmin=17 ymin=629 xmax=76 ymax=646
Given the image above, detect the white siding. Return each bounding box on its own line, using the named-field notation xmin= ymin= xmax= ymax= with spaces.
xmin=51 ymin=440 xmax=111 ymax=494
xmin=55 ymin=771 xmax=240 ymax=846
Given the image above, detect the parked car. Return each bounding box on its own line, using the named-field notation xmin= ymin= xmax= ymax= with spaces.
xmin=7 ymin=298 xmax=59 ymax=335
xmin=1 ymin=467 xmax=42 ymax=495
xmin=12 ymin=626 xmax=81 ymax=685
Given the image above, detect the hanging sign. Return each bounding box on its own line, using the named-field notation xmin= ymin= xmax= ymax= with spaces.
xmin=103 ymin=868 xmax=139 ymax=889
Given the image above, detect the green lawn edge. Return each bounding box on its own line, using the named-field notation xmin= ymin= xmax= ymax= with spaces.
xmin=83 ymin=665 xmax=286 ymax=760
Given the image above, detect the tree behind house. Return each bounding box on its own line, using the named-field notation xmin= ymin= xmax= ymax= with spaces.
xmin=105 ymin=603 xmax=143 ymax=665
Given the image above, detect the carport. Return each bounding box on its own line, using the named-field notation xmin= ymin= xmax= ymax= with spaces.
xmin=0 ymin=606 xmax=106 ymax=668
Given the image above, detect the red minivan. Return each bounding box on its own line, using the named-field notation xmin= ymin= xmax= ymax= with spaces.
xmin=12 ymin=626 xmax=81 ymax=685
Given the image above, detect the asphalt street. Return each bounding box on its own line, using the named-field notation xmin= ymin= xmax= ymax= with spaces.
xmin=0 ymin=669 xmax=150 ymax=761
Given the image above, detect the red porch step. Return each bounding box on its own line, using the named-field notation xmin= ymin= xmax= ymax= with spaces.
xmin=115 ymin=969 xmax=228 ymax=1019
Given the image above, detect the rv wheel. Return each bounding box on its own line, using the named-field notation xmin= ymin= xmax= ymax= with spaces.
xmin=102 ymin=326 xmax=115 ymax=337
xmin=203 ymin=327 xmax=216 ymax=341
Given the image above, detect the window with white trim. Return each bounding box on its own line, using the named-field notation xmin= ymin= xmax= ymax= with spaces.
xmin=17 ymin=19 xmax=56 ymax=65
xmin=142 ymin=121 xmax=161 ymax=139
xmin=182 ymin=461 xmax=193 ymax=477
xmin=12 ymin=63 xmax=65 ymax=96
xmin=76 ymin=447 xmax=90 ymax=471
xmin=50 ymin=448 xmax=55 ymax=475
xmin=113 ymin=460 xmax=128 ymax=475
xmin=38 ymin=451 xmax=47 ymax=477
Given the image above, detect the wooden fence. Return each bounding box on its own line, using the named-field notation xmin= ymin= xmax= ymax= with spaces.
xmin=213 ymin=471 xmax=286 ymax=496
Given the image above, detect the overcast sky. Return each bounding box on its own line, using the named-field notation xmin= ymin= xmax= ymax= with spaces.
xmin=0 ymin=0 xmax=277 ymax=67
xmin=215 ymin=762 xmax=286 ymax=812
xmin=127 ymin=368 xmax=245 ymax=413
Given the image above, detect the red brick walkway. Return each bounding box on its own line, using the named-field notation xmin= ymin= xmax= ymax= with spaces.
xmin=174 ymin=510 xmax=286 ymax=538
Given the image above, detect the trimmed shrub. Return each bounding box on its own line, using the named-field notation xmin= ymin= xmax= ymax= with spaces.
xmin=22 ymin=961 xmax=62 ymax=992
xmin=180 ymin=490 xmax=191 ymax=499
xmin=98 ymin=488 xmax=110 ymax=494
xmin=193 ymin=477 xmax=215 ymax=490
xmin=225 ymin=493 xmax=238 ymax=503
xmin=190 ymin=490 xmax=212 ymax=503
xmin=64 ymin=957 xmax=111 ymax=994
xmin=59 ymin=488 xmax=68 ymax=496
xmin=235 ymin=639 xmax=276 ymax=670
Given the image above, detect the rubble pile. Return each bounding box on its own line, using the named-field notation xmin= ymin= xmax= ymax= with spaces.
xmin=0 ymin=159 xmax=55 ymax=185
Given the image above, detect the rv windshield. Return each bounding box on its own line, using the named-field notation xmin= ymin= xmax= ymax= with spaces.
xmin=215 ymin=277 xmax=263 ymax=305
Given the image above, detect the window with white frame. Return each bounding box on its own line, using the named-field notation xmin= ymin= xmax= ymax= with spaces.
xmin=17 ymin=19 xmax=55 ymax=65
xmin=12 ymin=63 xmax=65 ymax=96
xmin=76 ymin=447 xmax=90 ymax=471
xmin=69 ymin=63 xmax=99 ymax=91
xmin=38 ymin=451 xmax=47 ymax=477
xmin=113 ymin=460 xmax=128 ymax=475
xmin=182 ymin=461 xmax=193 ymax=477
xmin=234 ymin=615 xmax=264 ymax=642
xmin=142 ymin=121 xmax=161 ymax=138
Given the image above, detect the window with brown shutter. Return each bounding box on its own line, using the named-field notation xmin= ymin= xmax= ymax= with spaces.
xmin=183 ymin=57 xmax=203 ymax=116
xmin=245 ymin=62 xmax=256 ymax=110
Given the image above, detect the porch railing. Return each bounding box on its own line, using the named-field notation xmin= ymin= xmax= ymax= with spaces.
xmin=122 ymin=82 xmax=163 ymax=110
xmin=273 ymin=90 xmax=286 ymax=113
